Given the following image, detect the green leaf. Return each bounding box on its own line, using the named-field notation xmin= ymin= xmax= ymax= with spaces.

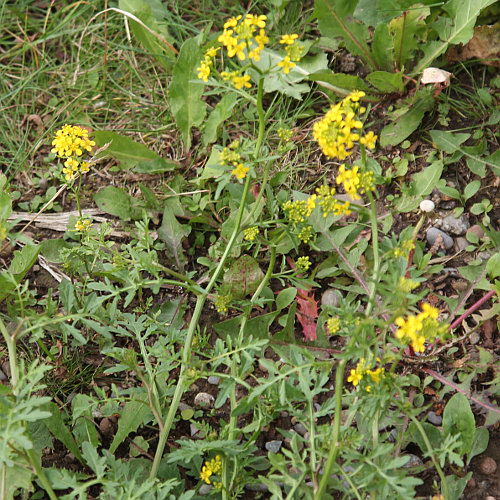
xmin=389 ymin=4 xmax=430 ymax=70
xmin=202 ymin=93 xmax=239 ymax=146
xmin=0 ymin=190 xmax=12 ymax=221
xmin=467 ymin=427 xmax=489 ymax=465
xmin=372 ymin=24 xmax=395 ymax=71
xmin=444 ymin=472 xmax=472 ymax=500
xmin=276 ymin=288 xmax=297 ymax=311
xmin=118 ymin=0 xmax=177 ymax=70
xmin=157 ymin=208 xmax=190 ymax=269
xmin=354 ymin=0 xmax=415 ymax=25
xmin=429 ymin=130 xmax=470 ymax=153
xmin=43 ymin=402 xmax=84 ymax=464
xmin=314 ymin=0 xmax=378 ymax=69
xmin=412 ymin=160 xmax=443 ymax=198
xmin=223 ymin=255 xmax=265 ymax=300
xmin=169 ymin=37 xmax=206 ymax=151
xmin=109 ymin=395 xmax=152 ymax=453
xmin=72 ymin=395 xmax=99 ymax=448
xmin=81 ymin=441 xmax=106 ymax=478
xmin=308 ymin=70 xmax=373 ymax=97
xmin=40 ymin=239 xmax=72 ymax=263
xmin=463 ymin=180 xmax=481 ymax=201
xmin=380 ymin=89 xmax=434 ymax=146
xmin=132 ymin=157 xmax=179 ymax=173
xmin=414 ymin=0 xmax=498 ymax=73
xmin=214 ymin=311 xmax=279 ymax=340
xmin=442 ymin=393 xmax=475 ymax=456
xmin=365 ymin=71 xmax=404 ymax=93
xmin=486 ymin=253 xmax=500 ymax=279
xmin=94 ymin=186 xmax=132 ymax=221
xmin=93 ymin=131 xmax=162 ymax=169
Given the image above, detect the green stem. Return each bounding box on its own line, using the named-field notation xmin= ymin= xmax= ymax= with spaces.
xmin=26 ymin=448 xmax=58 ymax=500
xmin=365 ymin=189 xmax=380 ymax=317
xmin=406 ymin=412 xmax=449 ymax=500
xmin=316 ymin=358 xmax=346 ymax=498
xmin=149 ymin=77 xmax=267 ymax=481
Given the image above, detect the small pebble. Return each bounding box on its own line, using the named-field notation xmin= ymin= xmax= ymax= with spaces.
xmin=469 ymin=332 xmax=481 ymax=345
xmin=403 ymin=454 xmax=423 ymax=468
xmin=265 ymin=440 xmax=283 ymax=453
xmin=99 ymin=417 xmax=113 ymax=438
xmin=178 ymin=402 xmax=192 ymax=412
xmin=321 ymin=289 xmax=340 ymax=308
xmin=207 ymin=376 xmax=220 ymax=386
xmin=427 ymin=411 xmax=442 ymax=426
xmin=467 ymin=224 xmax=485 ymax=240
xmin=426 ymin=227 xmax=454 ymax=250
xmin=193 ymin=392 xmax=215 ymax=409
xmin=455 ymin=237 xmax=469 ymax=251
xmin=190 ymin=423 xmax=200 ymax=437
xmin=436 ymin=213 xmax=470 ymax=235
xmin=293 ymin=423 xmax=307 ymax=436
xmin=478 ymin=251 xmax=491 ymax=262
xmin=0 ymin=368 xmax=6 ymax=381
xmin=199 ymin=484 xmax=213 ymax=495
xmin=480 ymin=456 xmax=497 ymax=475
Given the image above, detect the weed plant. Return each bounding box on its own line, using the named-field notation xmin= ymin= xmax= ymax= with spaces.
xmin=1 ymin=2 xmax=499 ymax=500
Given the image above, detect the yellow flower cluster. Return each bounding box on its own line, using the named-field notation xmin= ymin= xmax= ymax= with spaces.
xmin=197 ymin=46 xmax=220 ymax=82
xmin=313 ymin=91 xmax=376 ymax=160
xmin=315 ymin=185 xmax=351 ymax=217
xmin=335 ymin=165 xmax=375 ymax=200
xmin=277 ymin=127 xmax=293 ymax=141
xmin=277 ymin=33 xmax=304 ymax=74
xmin=244 ymin=226 xmax=259 ymax=241
xmin=393 ymin=240 xmax=415 ymax=259
xmin=296 ymin=256 xmax=311 ymax=272
xmin=395 ymin=303 xmax=446 ymax=353
xmin=200 ymin=455 xmax=223 ymax=489
xmin=397 ymin=276 xmax=420 ymax=293
xmin=51 ymin=125 xmax=95 ymax=182
xmin=218 ymin=141 xmax=250 ymax=180
xmin=347 ymin=358 xmax=385 ymax=392
xmin=327 ymin=317 xmax=340 ymax=335
xmin=75 ymin=218 xmax=92 ymax=232
xmin=282 ymin=196 xmax=317 ymax=224
xmin=298 ymin=225 xmax=314 ymax=243
xmin=215 ymin=293 xmax=231 ymax=313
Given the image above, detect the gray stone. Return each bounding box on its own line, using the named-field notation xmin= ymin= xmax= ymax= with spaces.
xmin=178 ymin=402 xmax=192 ymax=412
xmin=293 ymin=423 xmax=307 ymax=436
xmin=427 ymin=411 xmax=442 ymax=425
xmin=435 ymin=213 xmax=470 ymax=235
xmin=478 ymin=251 xmax=491 ymax=262
xmin=470 ymin=332 xmax=481 ymax=345
xmin=207 ymin=376 xmax=220 ymax=386
xmin=265 ymin=440 xmax=283 ymax=453
xmin=321 ymin=289 xmax=341 ymax=308
xmin=403 ymin=454 xmax=424 ymax=468
xmin=199 ymin=484 xmax=213 ymax=495
xmin=455 ymin=237 xmax=469 ymax=252
xmin=194 ymin=392 xmax=215 ymax=409
xmin=426 ymin=227 xmax=454 ymax=250
xmin=0 ymin=368 xmax=6 ymax=381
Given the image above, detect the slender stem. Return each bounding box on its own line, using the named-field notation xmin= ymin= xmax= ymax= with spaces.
xmin=149 ymin=78 xmax=267 ymax=481
xmin=0 ymin=318 xmax=19 ymax=394
xmin=449 ymin=288 xmax=496 ymax=331
xmin=365 ymin=190 xmax=380 ymax=317
xmin=316 ymin=358 xmax=346 ymax=498
xmin=406 ymin=412 xmax=449 ymax=500
xmin=26 ymin=448 xmax=58 ymax=500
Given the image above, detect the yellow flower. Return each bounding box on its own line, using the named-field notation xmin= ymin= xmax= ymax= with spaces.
xmin=360 ymin=131 xmax=377 ymax=149
xmin=348 ymin=90 xmax=365 ymax=102
xmin=51 ymin=124 xmax=95 ymax=158
xmin=215 ymin=294 xmax=231 ymax=313
xmin=296 ymin=256 xmax=311 ymax=272
xmin=232 ymin=74 xmax=251 ymax=89
xmin=227 ymin=40 xmax=247 ymax=60
xmin=244 ymin=226 xmax=259 ymax=241
xmin=298 ymin=225 xmax=314 ymax=243
xmin=280 ymin=33 xmax=298 ymax=45
xmin=231 ymin=163 xmax=249 ymax=179
xmin=224 ymin=16 xmax=241 ymax=29
xmin=336 ymin=164 xmax=361 ymax=199
xmin=245 ymin=14 xmax=267 ymax=28
xmin=327 ymin=317 xmax=340 ymax=334
xmin=197 ymin=61 xmax=210 ymax=82
xmin=75 ymin=219 xmax=92 ymax=232
xmin=278 ymin=56 xmax=296 ymax=74
xmin=200 ymin=455 xmax=223 ymax=484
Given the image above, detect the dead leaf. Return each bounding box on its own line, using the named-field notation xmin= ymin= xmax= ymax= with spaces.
xmin=421 ymin=67 xmax=452 ymax=86
xmin=447 ymin=24 xmax=500 ymax=68
xmin=296 ymin=288 xmax=318 ymax=342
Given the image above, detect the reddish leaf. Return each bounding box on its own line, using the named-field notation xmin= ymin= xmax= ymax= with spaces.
xmin=296 ymin=288 xmax=318 ymax=342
